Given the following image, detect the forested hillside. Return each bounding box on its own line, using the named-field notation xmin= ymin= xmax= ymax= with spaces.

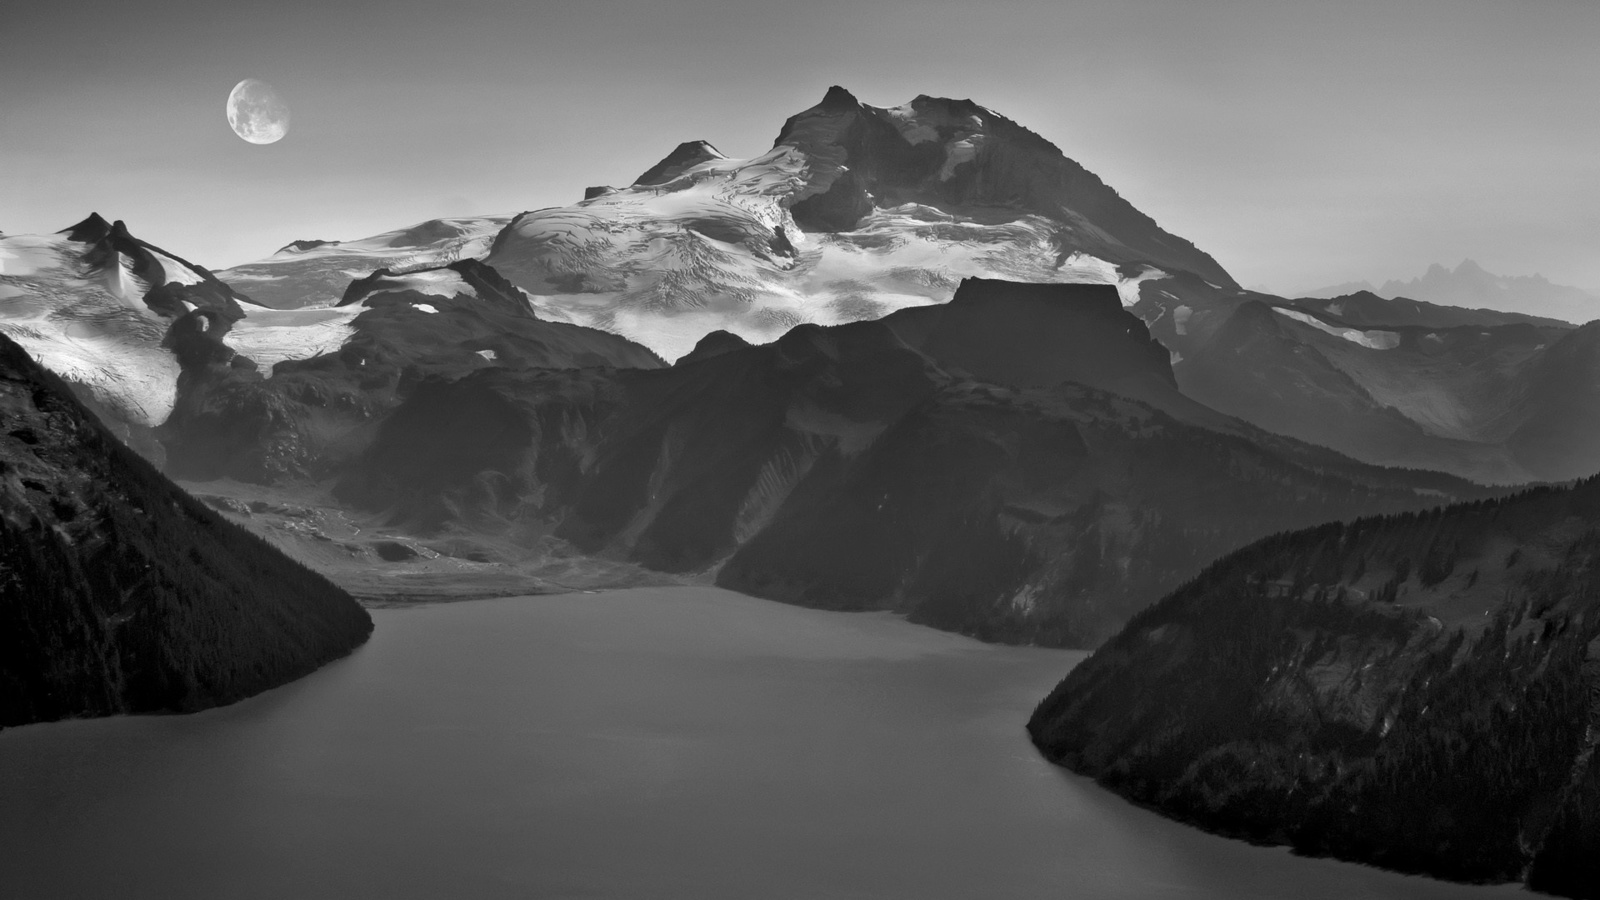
xmin=1028 ymin=476 xmax=1600 ymax=896
xmin=0 ymin=334 xmax=372 ymax=729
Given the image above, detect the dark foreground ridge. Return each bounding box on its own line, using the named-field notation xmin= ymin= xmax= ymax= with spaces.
xmin=0 ymin=333 xmax=372 ymax=729
xmin=1028 ymin=476 xmax=1600 ymax=897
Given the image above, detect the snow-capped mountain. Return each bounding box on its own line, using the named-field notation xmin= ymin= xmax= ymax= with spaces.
xmin=1300 ymin=260 xmax=1600 ymax=324
xmin=0 ymin=214 xmax=249 ymax=429
xmin=11 ymin=90 xmax=1600 ymax=489
xmin=487 ymin=87 xmax=1228 ymax=360
xmin=217 ymin=216 xmax=513 ymax=309
xmin=215 ymin=87 xmax=1233 ymax=362
xmin=0 ymin=214 xmax=657 ymax=470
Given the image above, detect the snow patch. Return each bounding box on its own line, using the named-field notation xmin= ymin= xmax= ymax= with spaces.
xmin=1116 ymin=266 xmax=1168 ymax=307
xmin=148 ymin=249 xmax=206 ymax=286
xmin=227 ymin=304 xmax=359 ymax=372
xmin=882 ymin=105 xmax=939 ymax=144
xmin=938 ymin=136 xmax=983 ymax=180
xmin=476 ymin=349 xmax=497 ymax=361
xmin=0 ymin=235 xmax=61 ymax=276
xmin=220 ymin=215 xmax=513 ymax=309
xmin=413 ymin=303 xmax=439 ymax=314
xmin=0 ymin=233 xmax=178 ymax=424
xmin=1274 ymin=307 xmax=1400 ymax=350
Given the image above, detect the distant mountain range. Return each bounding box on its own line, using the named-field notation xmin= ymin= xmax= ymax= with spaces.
xmin=1300 ymin=260 xmax=1600 ymax=325
xmin=1175 ymin=294 xmax=1600 ymax=484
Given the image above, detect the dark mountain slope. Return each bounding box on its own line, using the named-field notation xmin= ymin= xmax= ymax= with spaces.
xmin=159 ymin=261 xmax=663 ymax=481
xmin=1028 ymin=476 xmax=1600 ymax=896
xmin=882 ymin=278 xmax=1175 ymax=397
xmin=336 ymin=279 xmax=1489 ymax=645
xmin=1506 ymin=322 xmax=1600 ymax=482
xmin=0 ymin=334 xmax=371 ymax=729
xmin=1177 ymin=300 xmax=1553 ymax=483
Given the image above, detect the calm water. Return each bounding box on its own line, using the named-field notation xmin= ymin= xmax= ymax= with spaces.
xmin=0 ymin=587 xmax=1523 ymax=899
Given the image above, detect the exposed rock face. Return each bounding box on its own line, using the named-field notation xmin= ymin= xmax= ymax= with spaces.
xmin=0 ymin=333 xmax=371 ymax=729
xmin=1028 ymin=477 xmax=1600 ymax=895
xmin=775 ymin=89 xmax=1234 ymax=287
xmin=334 ymin=279 xmax=1489 ymax=646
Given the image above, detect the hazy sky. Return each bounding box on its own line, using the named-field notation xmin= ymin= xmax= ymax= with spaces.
xmin=3 ymin=0 xmax=1596 ymax=293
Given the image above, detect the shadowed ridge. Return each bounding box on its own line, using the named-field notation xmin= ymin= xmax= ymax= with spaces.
xmin=886 ymin=279 xmax=1177 ymax=397
xmin=59 ymin=212 xmax=115 ymax=242
xmin=52 ymin=212 xmax=253 ymax=319
xmin=276 ymin=238 xmax=336 ymax=254
xmin=677 ymin=329 xmax=754 ymax=365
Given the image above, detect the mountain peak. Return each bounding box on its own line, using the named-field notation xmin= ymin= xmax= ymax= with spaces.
xmin=277 ymin=238 xmax=336 ymax=254
xmin=60 ymin=212 xmax=113 ymax=242
xmin=633 ymin=140 xmax=728 ymax=186
xmin=817 ymin=84 xmax=860 ymax=110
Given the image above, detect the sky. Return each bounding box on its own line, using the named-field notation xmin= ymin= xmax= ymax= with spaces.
xmin=2 ymin=0 xmax=1596 ymax=294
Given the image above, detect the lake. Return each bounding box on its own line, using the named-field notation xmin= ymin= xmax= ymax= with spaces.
xmin=0 ymin=587 xmax=1523 ymax=899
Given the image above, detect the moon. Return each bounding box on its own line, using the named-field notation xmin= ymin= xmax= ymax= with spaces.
xmin=226 ymin=79 xmax=289 ymax=145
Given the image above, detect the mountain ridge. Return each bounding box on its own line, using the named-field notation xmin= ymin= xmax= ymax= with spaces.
xmin=1299 ymin=260 xmax=1600 ymax=325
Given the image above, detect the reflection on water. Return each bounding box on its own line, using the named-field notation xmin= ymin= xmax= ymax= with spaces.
xmin=0 ymin=587 xmax=1523 ymax=899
